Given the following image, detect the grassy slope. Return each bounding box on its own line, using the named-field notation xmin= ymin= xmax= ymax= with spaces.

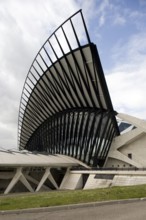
xmin=0 ymin=185 xmax=146 ymax=210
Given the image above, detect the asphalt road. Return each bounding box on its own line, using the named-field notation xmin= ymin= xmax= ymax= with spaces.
xmin=0 ymin=200 xmax=146 ymax=220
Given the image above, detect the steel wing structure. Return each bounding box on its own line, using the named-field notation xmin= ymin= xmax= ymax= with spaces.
xmin=18 ymin=10 xmax=119 ymax=167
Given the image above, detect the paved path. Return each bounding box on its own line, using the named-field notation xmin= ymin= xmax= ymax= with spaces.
xmin=0 ymin=200 xmax=146 ymax=220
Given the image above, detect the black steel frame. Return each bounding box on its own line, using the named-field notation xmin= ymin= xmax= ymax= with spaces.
xmin=18 ymin=10 xmax=119 ymax=167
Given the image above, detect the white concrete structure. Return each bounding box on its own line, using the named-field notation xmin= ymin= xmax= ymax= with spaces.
xmin=0 ymin=150 xmax=88 ymax=168
xmin=105 ymin=113 xmax=146 ymax=169
xmin=0 ymin=149 xmax=88 ymax=194
xmin=69 ymin=170 xmax=146 ymax=189
xmin=1 ymin=11 xmax=146 ymax=193
xmin=1 ymin=113 xmax=146 ymax=194
xmin=60 ymin=171 xmax=83 ymax=190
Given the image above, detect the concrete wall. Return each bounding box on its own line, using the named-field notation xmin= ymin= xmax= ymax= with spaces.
xmin=112 ymin=175 xmax=146 ymax=186
xmin=60 ymin=173 xmax=83 ymax=190
xmin=84 ymin=174 xmax=112 ymax=189
xmin=105 ymin=113 xmax=146 ymax=169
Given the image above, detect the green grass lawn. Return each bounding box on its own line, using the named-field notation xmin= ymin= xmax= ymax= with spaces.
xmin=0 ymin=185 xmax=146 ymax=211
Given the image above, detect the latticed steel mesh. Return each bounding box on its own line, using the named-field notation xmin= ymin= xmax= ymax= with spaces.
xmin=18 ymin=10 xmax=119 ymax=167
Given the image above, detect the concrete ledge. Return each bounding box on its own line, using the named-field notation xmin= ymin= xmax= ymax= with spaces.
xmin=0 ymin=197 xmax=146 ymax=215
xmin=70 ymin=170 xmax=146 ymax=175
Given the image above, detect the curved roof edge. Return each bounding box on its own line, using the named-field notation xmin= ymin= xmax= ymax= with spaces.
xmin=0 ymin=149 xmax=90 ymax=168
xmin=18 ymin=10 xmax=119 ymax=152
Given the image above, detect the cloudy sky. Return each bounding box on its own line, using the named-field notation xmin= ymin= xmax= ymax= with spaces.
xmin=0 ymin=0 xmax=146 ymax=149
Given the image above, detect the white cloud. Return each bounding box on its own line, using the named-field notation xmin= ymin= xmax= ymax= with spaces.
xmin=97 ymin=0 xmax=110 ymax=27
xmin=0 ymin=0 xmax=79 ymax=149
xmin=111 ymin=32 xmax=146 ymax=67
xmin=113 ymin=15 xmax=126 ymax=26
xmin=98 ymin=0 xmax=110 ymax=13
xmin=99 ymin=14 xmax=105 ymax=27
xmin=0 ymin=0 xmax=96 ymax=149
xmin=0 ymin=0 xmax=146 ymax=150
xmin=83 ymin=0 xmax=111 ymax=28
xmin=106 ymin=33 xmax=146 ymax=119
